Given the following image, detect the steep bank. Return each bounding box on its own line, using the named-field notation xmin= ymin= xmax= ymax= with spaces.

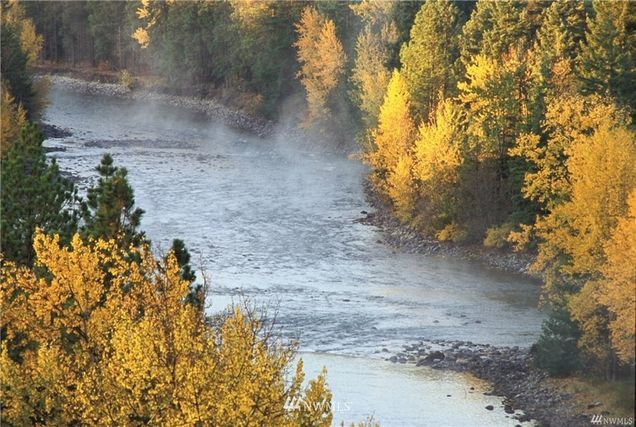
xmin=358 ymin=180 xmax=537 ymax=276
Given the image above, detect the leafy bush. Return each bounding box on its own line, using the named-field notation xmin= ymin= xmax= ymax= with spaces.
xmin=436 ymin=222 xmax=469 ymax=243
xmin=483 ymin=222 xmax=514 ymax=249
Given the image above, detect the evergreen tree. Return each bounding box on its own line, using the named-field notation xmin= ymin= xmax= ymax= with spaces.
xmin=87 ymin=1 xmax=128 ymax=67
xmin=399 ymin=0 xmax=462 ymax=121
xmin=0 ymin=24 xmax=34 ymax=118
xmin=1 ymin=123 xmax=78 ymax=265
xmin=534 ymin=307 xmax=582 ymax=376
xmin=461 ymin=0 xmax=545 ymax=65
xmin=578 ymin=0 xmax=636 ymax=114
xmin=169 ymin=238 xmax=202 ymax=309
xmin=80 ymin=154 xmax=146 ymax=249
xmin=536 ymin=0 xmax=587 ymax=65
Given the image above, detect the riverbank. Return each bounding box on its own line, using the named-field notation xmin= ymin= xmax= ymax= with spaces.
xmin=358 ymin=180 xmax=537 ymax=276
xmin=386 ymin=340 xmax=601 ymax=427
xmin=38 ymin=73 xmax=275 ymax=138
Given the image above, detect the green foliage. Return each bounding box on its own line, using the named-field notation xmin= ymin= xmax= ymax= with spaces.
xmin=87 ymin=1 xmax=127 ymax=66
xmin=577 ymin=1 xmax=636 ymax=114
xmin=534 ymin=307 xmax=582 ymax=376
xmin=0 ymin=123 xmax=78 ymax=265
xmin=0 ymin=23 xmax=34 ymax=118
xmin=80 ymin=154 xmax=146 ymax=249
xmin=170 ymin=238 xmax=202 ymax=309
xmin=399 ymin=0 xmax=462 ymax=121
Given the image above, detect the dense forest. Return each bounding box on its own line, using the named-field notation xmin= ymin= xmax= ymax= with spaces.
xmin=1 ymin=0 xmax=635 ymax=424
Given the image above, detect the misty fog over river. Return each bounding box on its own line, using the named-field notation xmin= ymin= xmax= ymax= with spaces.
xmin=44 ymin=83 xmax=543 ymax=426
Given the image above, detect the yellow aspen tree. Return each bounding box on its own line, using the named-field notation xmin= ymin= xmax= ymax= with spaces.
xmin=512 ymin=94 xmax=631 ymax=210
xmin=387 ymin=154 xmax=417 ymax=222
xmin=0 ymin=230 xmax=333 ymax=425
xmin=0 ymin=83 xmax=27 ymax=156
xmin=367 ymin=70 xmax=416 ymax=196
xmin=1 ymin=0 xmax=43 ymax=66
xmin=598 ymin=190 xmax=636 ymax=363
xmin=350 ymin=0 xmax=397 ymax=128
xmin=412 ymin=99 xmax=464 ymax=233
xmin=294 ymin=6 xmax=346 ymax=127
xmin=531 ymin=123 xmax=636 ymax=364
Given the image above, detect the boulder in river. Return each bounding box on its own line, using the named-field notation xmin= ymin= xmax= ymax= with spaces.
xmin=424 ymin=351 xmax=445 ymax=362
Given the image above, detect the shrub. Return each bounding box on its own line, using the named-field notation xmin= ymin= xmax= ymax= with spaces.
xmin=483 ymin=222 xmax=514 ymax=249
xmin=436 ymin=222 xmax=469 ymax=243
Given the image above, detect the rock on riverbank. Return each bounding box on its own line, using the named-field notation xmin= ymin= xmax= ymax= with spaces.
xmin=358 ymin=180 xmax=536 ymax=276
xmin=387 ymin=340 xmax=591 ymax=427
xmin=42 ymin=75 xmax=275 ymax=137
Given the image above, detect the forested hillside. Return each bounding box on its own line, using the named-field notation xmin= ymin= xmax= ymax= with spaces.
xmin=2 ymin=0 xmax=634 ymax=421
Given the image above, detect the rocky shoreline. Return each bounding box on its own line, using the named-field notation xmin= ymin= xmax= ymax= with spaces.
xmin=385 ymin=340 xmax=592 ymax=427
xmin=359 ymin=183 xmax=600 ymax=426
xmin=40 ymin=74 xmax=276 ymax=138
xmin=358 ymin=180 xmax=537 ymax=276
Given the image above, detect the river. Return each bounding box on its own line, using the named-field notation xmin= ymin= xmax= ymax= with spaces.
xmin=43 ymin=83 xmax=544 ymax=426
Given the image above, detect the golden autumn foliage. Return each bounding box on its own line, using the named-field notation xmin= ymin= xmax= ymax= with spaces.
xmin=1 ymin=0 xmax=43 ymax=66
xmin=512 ymin=94 xmax=632 ymax=210
xmin=529 ymin=118 xmax=636 ymax=364
xmin=412 ymin=99 xmax=464 ymax=231
xmin=367 ymin=70 xmax=416 ymax=198
xmin=598 ymin=190 xmax=636 ymax=363
xmin=0 ymin=231 xmax=332 ymax=426
xmin=349 ymin=0 xmax=397 ymax=128
xmin=1 ymin=83 xmax=27 ymax=156
xmin=294 ymin=6 xmax=346 ymax=127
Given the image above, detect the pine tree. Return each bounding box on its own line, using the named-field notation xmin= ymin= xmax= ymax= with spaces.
xmin=536 ymin=0 xmax=587 ymax=65
xmin=0 ymin=23 xmax=34 ymax=118
xmin=80 ymin=154 xmax=146 ymax=249
xmin=399 ymin=0 xmax=462 ymax=121
xmin=170 ymin=238 xmax=202 ymax=309
xmin=0 ymin=123 xmax=78 ymax=265
xmin=461 ymin=1 xmax=545 ymax=65
xmin=577 ymin=0 xmax=636 ymax=114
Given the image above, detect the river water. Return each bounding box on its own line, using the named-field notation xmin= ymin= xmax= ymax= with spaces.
xmin=43 ymin=84 xmax=544 ymax=426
